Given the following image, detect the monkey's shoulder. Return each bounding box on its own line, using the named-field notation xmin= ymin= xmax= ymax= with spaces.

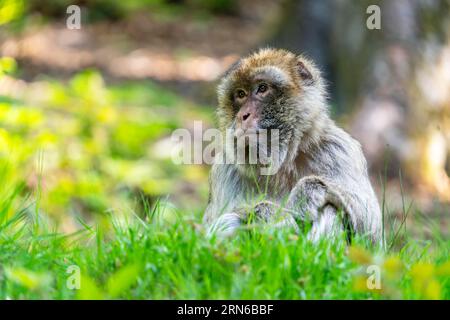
xmin=306 ymin=125 xmax=368 ymax=178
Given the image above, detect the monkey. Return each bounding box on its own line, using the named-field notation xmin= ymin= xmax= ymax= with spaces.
xmin=203 ymin=48 xmax=382 ymax=244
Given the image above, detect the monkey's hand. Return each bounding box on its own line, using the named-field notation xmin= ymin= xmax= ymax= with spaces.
xmin=206 ymin=212 xmax=242 ymax=238
xmin=206 ymin=201 xmax=300 ymax=238
xmin=205 ymin=205 xmax=255 ymax=238
xmin=239 ymin=201 xmax=300 ymax=232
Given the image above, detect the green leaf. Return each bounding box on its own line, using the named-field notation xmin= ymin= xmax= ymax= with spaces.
xmin=77 ymin=275 xmax=105 ymax=300
xmin=5 ymin=267 xmax=51 ymax=290
xmin=106 ymin=263 xmax=141 ymax=298
xmin=0 ymin=57 xmax=17 ymax=75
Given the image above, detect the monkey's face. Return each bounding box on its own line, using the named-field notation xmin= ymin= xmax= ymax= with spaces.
xmin=233 ymin=79 xmax=278 ymax=134
xmin=217 ymin=49 xmax=320 ymax=171
xmin=220 ymin=66 xmax=298 ymax=139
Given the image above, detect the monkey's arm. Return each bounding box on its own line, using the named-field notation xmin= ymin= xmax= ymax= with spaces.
xmin=203 ymin=163 xmax=249 ymax=237
xmin=206 ymin=200 xmax=300 ymax=237
xmin=204 ymin=161 xmax=301 ymax=236
xmin=241 ymin=176 xmax=352 ymax=239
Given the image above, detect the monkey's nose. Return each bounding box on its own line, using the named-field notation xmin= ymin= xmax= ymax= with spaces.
xmin=242 ymin=113 xmax=251 ymax=122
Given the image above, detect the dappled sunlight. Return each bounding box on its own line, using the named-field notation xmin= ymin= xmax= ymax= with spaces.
xmin=2 ymin=31 xmax=240 ymax=81
xmin=108 ymin=51 xmax=238 ymax=81
xmin=421 ymin=130 xmax=450 ymax=201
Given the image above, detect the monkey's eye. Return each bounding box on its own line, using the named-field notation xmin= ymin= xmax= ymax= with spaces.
xmin=236 ymin=89 xmax=246 ymax=99
xmin=257 ymin=83 xmax=268 ymax=94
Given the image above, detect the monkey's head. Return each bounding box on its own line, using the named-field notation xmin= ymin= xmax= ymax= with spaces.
xmin=217 ymin=48 xmax=327 ymax=173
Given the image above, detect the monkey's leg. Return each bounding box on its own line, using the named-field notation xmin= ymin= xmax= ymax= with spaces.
xmin=287 ymin=176 xmax=329 ymax=221
xmin=307 ymin=204 xmax=345 ymax=242
xmin=286 ymin=176 xmax=350 ymax=240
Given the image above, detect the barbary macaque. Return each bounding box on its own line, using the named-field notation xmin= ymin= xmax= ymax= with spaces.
xmin=203 ymin=48 xmax=382 ymax=243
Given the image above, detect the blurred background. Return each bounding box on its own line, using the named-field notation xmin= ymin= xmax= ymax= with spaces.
xmin=0 ymin=0 xmax=449 ymax=239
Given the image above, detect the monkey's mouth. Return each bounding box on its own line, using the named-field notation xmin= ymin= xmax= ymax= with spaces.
xmin=231 ymin=129 xmax=278 ymax=166
xmin=233 ymin=128 xmax=260 ymax=149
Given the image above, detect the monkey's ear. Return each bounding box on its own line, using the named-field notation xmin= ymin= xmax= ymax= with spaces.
xmin=296 ymin=60 xmax=314 ymax=85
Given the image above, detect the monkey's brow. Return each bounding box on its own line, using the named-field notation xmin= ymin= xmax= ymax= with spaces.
xmin=251 ymin=67 xmax=291 ymax=86
xmin=252 ymin=76 xmax=274 ymax=83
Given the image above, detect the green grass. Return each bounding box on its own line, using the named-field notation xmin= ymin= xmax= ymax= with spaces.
xmin=0 ymin=192 xmax=449 ymax=300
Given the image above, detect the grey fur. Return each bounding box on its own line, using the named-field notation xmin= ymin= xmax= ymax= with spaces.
xmin=204 ymin=49 xmax=382 ymax=244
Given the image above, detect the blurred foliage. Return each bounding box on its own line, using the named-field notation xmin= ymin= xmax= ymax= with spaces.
xmin=0 ymin=0 xmax=25 ymax=25
xmin=0 ymin=56 xmax=17 ymax=75
xmin=349 ymin=245 xmax=450 ymax=300
xmin=0 ymin=57 xmax=210 ymax=227
xmin=4 ymin=0 xmax=239 ymax=24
